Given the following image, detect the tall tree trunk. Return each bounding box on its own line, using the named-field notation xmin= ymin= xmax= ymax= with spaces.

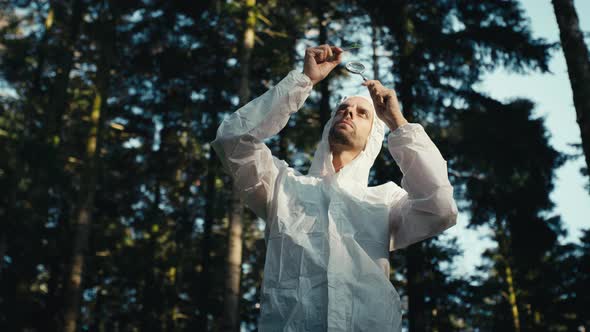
xmin=392 ymin=2 xmax=423 ymax=331
xmin=62 ymin=82 xmax=104 ymax=332
xmin=222 ymin=193 xmax=243 ymax=332
xmin=496 ymin=213 xmax=521 ymax=332
xmin=43 ymin=2 xmax=85 ymax=330
xmin=62 ymin=11 xmax=114 ymax=332
xmin=35 ymin=0 xmax=83 ymax=225
xmin=198 ymin=3 xmax=225 ymax=327
xmin=504 ymin=263 xmax=521 ymax=332
xmin=199 ymin=100 xmax=217 ymax=329
xmin=406 ymin=244 xmax=426 ymax=332
xmin=199 ymin=121 xmax=217 ymax=330
xmin=221 ymin=1 xmax=256 ymax=331
xmin=552 ymin=0 xmax=590 ymax=179
xmin=316 ymin=3 xmax=331 ymax=129
xmin=369 ymin=16 xmax=386 ymax=185
xmin=371 ymin=21 xmax=380 ymax=80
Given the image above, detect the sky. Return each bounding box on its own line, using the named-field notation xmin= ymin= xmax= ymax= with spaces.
xmin=446 ymin=0 xmax=590 ymax=276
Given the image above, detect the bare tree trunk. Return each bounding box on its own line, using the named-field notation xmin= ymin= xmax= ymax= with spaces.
xmin=43 ymin=3 xmax=85 ymax=330
xmin=371 ymin=21 xmax=380 ymax=80
xmin=198 ymin=2 xmax=226 ymax=327
xmin=392 ymin=2 xmax=423 ymax=331
xmin=369 ymin=16 xmax=388 ymax=187
xmin=504 ymin=263 xmax=521 ymax=332
xmin=406 ymin=244 xmax=426 ymax=332
xmin=62 ymin=10 xmax=115 ymax=332
xmin=199 ymin=126 xmax=217 ymax=330
xmin=34 ymin=0 xmax=83 ymax=225
xmin=316 ymin=3 xmax=331 ymax=129
xmin=552 ymin=0 xmax=590 ymax=179
xmin=495 ymin=212 xmax=521 ymax=332
xmin=62 ymin=84 xmax=103 ymax=332
xmin=221 ymin=1 xmax=256 ymax=331
xmin=222 ymin=193 xmax=244 ymax=332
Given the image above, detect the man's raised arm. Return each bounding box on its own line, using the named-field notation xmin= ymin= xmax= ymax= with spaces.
xmin=211 ymin=70 xmax=312 ymax=220
xmin=363 ymin=80 xmax=458 ymax=251
xmin=386 ymin=123 xmax=458 ymax=250
xmin=211 ymin=45 xmax=342 ymax=220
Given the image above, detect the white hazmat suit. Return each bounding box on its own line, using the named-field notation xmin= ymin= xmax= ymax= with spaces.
xmin=211 ymin=70 xmax=458 ymax=331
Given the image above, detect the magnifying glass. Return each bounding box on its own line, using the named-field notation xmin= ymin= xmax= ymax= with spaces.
xmin=345 ymin=62 xmax=368 ymax=81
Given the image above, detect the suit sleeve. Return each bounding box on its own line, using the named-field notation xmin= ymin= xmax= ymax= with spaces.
xmin=387 ymin=123 xmax=458 ymax=251
xmin=211 ymin=70 xmax=313 ymax=220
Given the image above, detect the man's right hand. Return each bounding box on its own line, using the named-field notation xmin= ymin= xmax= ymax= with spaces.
xmin=303 ymin=44 xmax=343 ymax=85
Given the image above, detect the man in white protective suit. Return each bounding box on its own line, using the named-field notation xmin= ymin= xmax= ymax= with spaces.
xmin=211 ymin=44 xmax=458 ymax=331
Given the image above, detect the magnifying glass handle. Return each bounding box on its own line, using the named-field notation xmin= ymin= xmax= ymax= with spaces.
xmin=361 ymin=74 xmax=368 ymax=81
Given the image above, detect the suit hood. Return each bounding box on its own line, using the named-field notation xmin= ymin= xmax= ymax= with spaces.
xmin=307 ymin=95 xmax=386 ymax=187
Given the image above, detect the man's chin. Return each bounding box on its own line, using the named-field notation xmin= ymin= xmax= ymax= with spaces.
xmin=334 ymin=125 xmax=354 ymax=135
xmin=329 ymin=129 xmax=354 ymax=146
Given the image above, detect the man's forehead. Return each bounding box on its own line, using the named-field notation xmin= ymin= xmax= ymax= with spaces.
xmin=340 ymin=96 xmax=374 ymax=111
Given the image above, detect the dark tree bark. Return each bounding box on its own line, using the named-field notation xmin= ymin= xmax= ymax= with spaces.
xmin=496 ymin=212 xmax=521 ymax=332
xmin=221 ymin=1 xmax=257 ymax=331
xmin=371 ymin=20 xmax=380 ymax=80
xmin=198 ymin=3 xmax=226 ymax=328
xmin=43 ymin=2 xmax=85 ymax=330
xmin=391 ymin=2 xmax=424 ymax=331
xmin=552 ymin=0 xmax=590 ymax=180
xmin=62 ymin=9 xmax=115 ymax=332
xmin=316 ymin=2 xmax=331 ymax=129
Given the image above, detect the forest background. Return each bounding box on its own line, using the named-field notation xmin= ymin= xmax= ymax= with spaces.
xmin=1 ymin=0 xmax=589 ymax=331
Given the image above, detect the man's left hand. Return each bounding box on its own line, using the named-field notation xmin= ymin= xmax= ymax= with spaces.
xmin=363 ymin=80 xmax=408 ymax=131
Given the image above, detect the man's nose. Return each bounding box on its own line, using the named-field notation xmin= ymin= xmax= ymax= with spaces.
xmin=345 ymin=106 xmax=355 ymax=118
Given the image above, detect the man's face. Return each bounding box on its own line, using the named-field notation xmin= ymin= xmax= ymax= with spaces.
xmin=328 ymin=97 xmax=374 ymax=151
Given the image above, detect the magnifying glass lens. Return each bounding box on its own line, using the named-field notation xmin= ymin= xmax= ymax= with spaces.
xmin=346 ymin=62 xmax=365 ymax=73
xmin=347 ymin=62 xmax=365 ymax=72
